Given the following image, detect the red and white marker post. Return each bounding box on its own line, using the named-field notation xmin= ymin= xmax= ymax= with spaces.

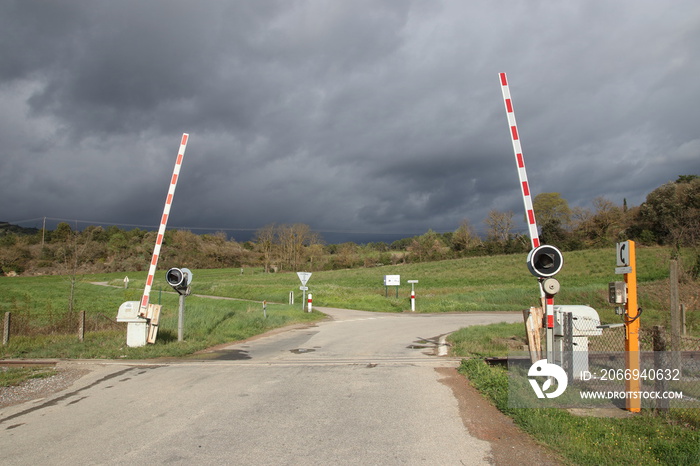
xmin=139 ymin=133 xmax=190 ymax=319
xmin=499 ymin=73 xmax=555 ymax=362
xmin=307 ymin=293 xmax=313 ymax=313
xmin=408 ymin=280 xmax=418 ymax=312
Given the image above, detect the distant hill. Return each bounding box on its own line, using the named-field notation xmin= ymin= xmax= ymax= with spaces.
xmin=0 ymin=221 xmax=40 ymax=236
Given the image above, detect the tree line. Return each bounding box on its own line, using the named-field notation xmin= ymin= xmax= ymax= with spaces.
xmin=1 ymin=175 xmax=698 ymax=276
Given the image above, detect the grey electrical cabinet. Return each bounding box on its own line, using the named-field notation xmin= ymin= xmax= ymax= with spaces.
xmin=553 ymin=305 xmax=601 ymax=379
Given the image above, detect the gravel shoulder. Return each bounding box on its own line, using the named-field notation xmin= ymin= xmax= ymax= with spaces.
xmin=0 ymin=363 xmax=90 ymax=409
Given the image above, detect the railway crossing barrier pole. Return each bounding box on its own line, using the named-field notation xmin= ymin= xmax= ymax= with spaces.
xmin=500 ymin=73 xmax=567 ymax=365
xmin=139 ymin=133 xmax=190 ymax=320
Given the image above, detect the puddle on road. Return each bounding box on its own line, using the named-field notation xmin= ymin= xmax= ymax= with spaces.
xmin=289 ymin=348 xmax=316 ymax=354
xmin=407 ymin=338 xmax=434 ymax=350
xmin=407 ymin=337 xmax=440 ymax=355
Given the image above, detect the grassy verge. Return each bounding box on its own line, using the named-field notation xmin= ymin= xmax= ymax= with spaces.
xmin=450 ymin=324 xmax=700 ymax=465
xmin=1 ymin=289 xmax=323 ymax=359
xmin=0 ymin=366 xmax=57 ymax=387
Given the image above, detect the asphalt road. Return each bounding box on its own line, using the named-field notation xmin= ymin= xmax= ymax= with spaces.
xmin=1 ymin=308 xmax=522 ymax=465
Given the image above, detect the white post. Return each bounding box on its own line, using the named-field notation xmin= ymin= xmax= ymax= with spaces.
xmin=307 ymin=293 xmax=313 ymax=313
xmin=408 ymin=280 xmax=418 ymax=312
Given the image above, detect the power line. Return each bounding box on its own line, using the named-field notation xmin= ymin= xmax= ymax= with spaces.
xmin=6 ymin=216 xmax=448 ymax=237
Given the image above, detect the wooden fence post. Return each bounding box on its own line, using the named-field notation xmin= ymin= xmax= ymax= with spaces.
xmin=523 ymin=307 xmax=543 ymax=363
xmin=78 ymin=310 xmax=85 ymax=342
xmin=670 ymin=260 xmax=681 ymax=353
xmin=681 ymin=303 xmax=686 ymax=336
xmin=2 ymin=312 xmax=9 ymax=345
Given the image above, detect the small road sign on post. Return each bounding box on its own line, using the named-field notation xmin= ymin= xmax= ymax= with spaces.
xmin=384 ymin=275 xmax=400 ymax=298
xmin=297 ymin=272 xmax=312 ymax=310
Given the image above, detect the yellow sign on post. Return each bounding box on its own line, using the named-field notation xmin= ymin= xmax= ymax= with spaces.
xmin=617 ymin=240 xmax=641 ymax=412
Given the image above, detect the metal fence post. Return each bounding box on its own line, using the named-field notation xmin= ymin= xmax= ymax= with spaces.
xmin=562 ymin=311 xmax=574 ymax=381
xmin=652 ymin=326 xmax=670 ymax=411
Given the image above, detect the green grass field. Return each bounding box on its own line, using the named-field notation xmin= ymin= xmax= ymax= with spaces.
xmin=100 ymin=246 xmax=678 ymax=307
xmin=0 ymin=276 xmax=323 ymax=359
xmin=99 ymin=245 xmax=696 ymax=329
xmin=0 ymin=246 xmax=696 ymax=360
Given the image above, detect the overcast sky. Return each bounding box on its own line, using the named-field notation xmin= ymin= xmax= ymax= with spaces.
xmin=2 ymin=1 xmax=698 ymax=243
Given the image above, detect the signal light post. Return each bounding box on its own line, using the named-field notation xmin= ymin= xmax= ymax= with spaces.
xmin=527 ymin=245 xmax=564 ymax=363
xmin=166 ymin=267 xmax=193 ymax=342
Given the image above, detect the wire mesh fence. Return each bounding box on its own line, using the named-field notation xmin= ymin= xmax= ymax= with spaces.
xmin=562 ymin=320 xmax=699 ymax=425
xmin=2 ymin=309 xmax=121 ymax=345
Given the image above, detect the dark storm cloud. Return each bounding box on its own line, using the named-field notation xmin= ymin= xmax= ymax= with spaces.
xmin=1 ymin=0 xmax=699 ymax=242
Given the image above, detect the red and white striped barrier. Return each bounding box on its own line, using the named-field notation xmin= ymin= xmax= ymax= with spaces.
xmin=139 ymin=133 xmax=190 ymax=318
xmin=499 ymin=74 xmax=556 ymax=362
xmin=499 ymin=73 xmax=540 ymax=250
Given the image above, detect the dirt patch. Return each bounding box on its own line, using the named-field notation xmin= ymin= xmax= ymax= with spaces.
xmin=436 ymin=367 xmax=563 ymax=466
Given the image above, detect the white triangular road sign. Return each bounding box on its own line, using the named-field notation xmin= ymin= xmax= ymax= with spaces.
xmin=297 ymin=272 xmax=312 ymax=286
